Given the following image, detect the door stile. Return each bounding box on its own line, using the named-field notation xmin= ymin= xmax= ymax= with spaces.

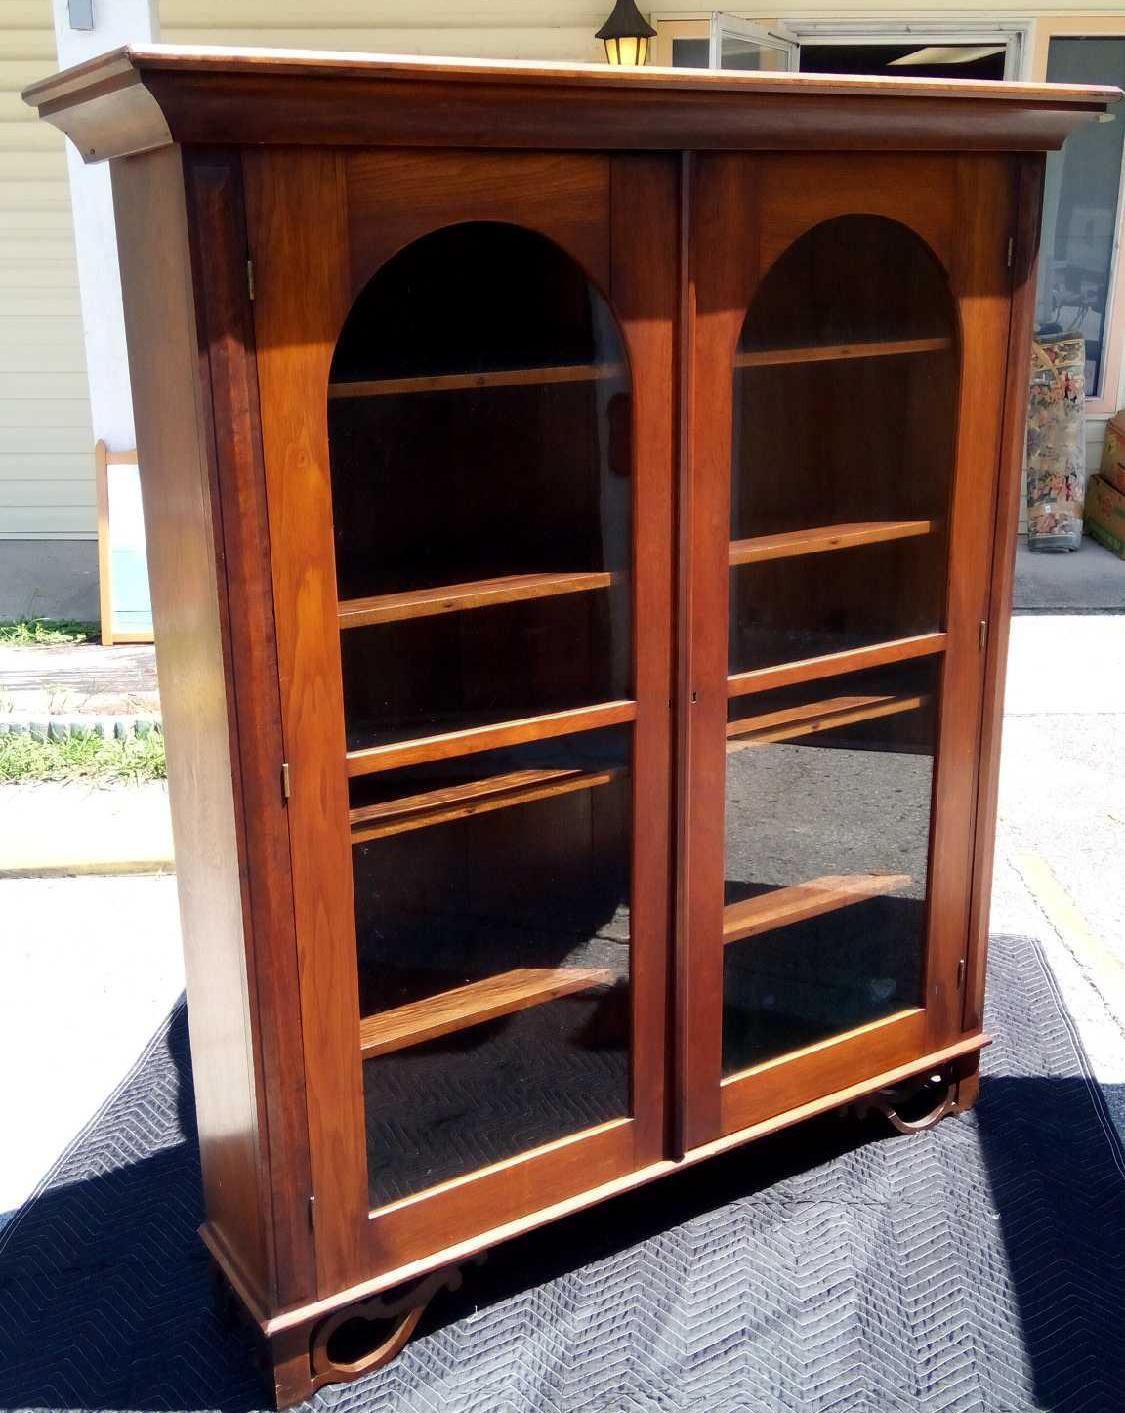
xmin=610 ymin=155 xmax=679 ymax=1166
xmin=672 ymin=150 xmax=698 ymax=1158
xmin=677 ymin=155 xmax=760 ymax=1151
xmin=243 ymin=148 xmax=370 ymax=1296
xmin=922 ymin=156 xmax=1019 ymax=1050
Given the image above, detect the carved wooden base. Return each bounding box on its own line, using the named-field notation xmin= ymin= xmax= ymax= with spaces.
xmin=210 ymin=1255 xmax=481 ymax=1407
xmin=858 ymin=1051 xmax=982 ymax=1134
xmin=209 ymin=1047 xmax=985 ymax=1405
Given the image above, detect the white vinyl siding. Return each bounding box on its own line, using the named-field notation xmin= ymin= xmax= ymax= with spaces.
xmin=0 ymin=1 xmax=92 ymax=541
xmin=158 ymin=1 xmax=606 ymax=61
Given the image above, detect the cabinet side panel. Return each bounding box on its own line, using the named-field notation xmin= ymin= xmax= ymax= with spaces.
xmin=110 ymin=145 xmax=269 ymax=1301
xmin=184 ymin=148 xmax=317 ymax=1309
xmin=964 ymin=155 xmax=1046 ymax=1034
xmin=922 ymin=156 xmax=1017 ymax=1048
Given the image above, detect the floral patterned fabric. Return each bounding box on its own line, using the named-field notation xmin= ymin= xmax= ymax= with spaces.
xmin=1026 ymin=333 xmax=1086 ymax=551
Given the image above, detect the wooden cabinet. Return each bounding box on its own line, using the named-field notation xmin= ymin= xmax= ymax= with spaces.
xmin=25 ymin=48 xmax=1115 ymax=1405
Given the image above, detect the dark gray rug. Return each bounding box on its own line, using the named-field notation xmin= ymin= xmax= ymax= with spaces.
xmin=2 ymin=932 xmax=1125 ymax=1412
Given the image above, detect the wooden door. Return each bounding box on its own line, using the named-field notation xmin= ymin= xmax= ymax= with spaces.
xmin=243 ymin=149 xmax=677 ymax=1292
xmin=679 ymin=153 xmax=1018 ymax=1150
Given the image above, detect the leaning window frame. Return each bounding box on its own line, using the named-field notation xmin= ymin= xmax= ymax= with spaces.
xmin=1031 ymin=19 xmax=1125 ymax=418
xmin=776 ymin=19 xmax=1030 ymax=82
xmin=650 ymin=15 xmax=1030 ymax=80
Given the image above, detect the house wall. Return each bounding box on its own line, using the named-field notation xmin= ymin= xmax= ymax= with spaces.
xmin=158 ymin=1 xmax=608 ymax=59
xmin=0 ymin=0 xmax=96 ymax=617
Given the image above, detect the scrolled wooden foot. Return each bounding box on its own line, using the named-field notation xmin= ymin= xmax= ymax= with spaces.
xmin=308 ymin=1259 xmax=473 ymax=1392
xmin=864 ymin=1067 xmax=958 ymax=1135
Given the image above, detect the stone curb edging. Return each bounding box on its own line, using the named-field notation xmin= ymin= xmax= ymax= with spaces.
xmin=0 ymin=715 xmax=162 ymax=742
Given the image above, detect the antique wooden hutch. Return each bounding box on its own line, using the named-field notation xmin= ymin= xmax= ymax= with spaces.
xmin=25 ymin=46 xmax=1116 ymax=1404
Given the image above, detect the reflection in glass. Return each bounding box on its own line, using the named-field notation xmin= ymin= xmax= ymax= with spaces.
xmin=355 ymin=780 xmax=631 ymax=1207
xmin=723 ymin=660 xmax=938 ymax=1074
xmin=348 ymin=725 xmax=630 ymax=816
xmin=723 ymin=218 xmax=955 ymax=1076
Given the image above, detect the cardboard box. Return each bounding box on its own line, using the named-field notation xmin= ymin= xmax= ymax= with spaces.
xmin=1099 ymin=413 xmax=1125 ymax=497
xmin=1085 ymin=473 xmax=1125 ymax=558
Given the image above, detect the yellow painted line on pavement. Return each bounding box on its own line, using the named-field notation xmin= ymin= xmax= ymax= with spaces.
xmin=1015 ymin=849 xmax=1125 ymax=1011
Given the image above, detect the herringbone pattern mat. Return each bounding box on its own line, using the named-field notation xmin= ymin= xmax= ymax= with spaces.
xmin=2 ymin=933 xmax=1124 ymax=1411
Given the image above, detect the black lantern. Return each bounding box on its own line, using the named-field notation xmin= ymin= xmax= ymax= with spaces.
xmin=596 ymin=0 xmax=656 ymax=67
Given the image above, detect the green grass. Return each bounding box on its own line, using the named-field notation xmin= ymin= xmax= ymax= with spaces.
xmin=0 ymin=728 xmax=166 ymax=785
xmin=0 ymin=618 xmax=99 ymax=646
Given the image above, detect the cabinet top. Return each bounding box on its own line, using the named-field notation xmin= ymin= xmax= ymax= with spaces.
xmin=24 ymin=43 xmax=1119 ymax=162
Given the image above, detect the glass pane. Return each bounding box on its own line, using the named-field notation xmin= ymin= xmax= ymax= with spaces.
xmin=719 ymin=34 xmax=791 ymax=73
xmin=672 ymin=37 xmax=710 ymax=68
xmin=798 ymin=43 xmax=1005 ymax=82
xmin=330 ymin=221 xmax=632 ymax=748
xmin=356 ymin=775 xmax=631 ymax=1207
xmin=723 ymin=659 xmax=938 ymax=1074
xmin=342 ymin=586 xmax=631 ymax=750
xmin=328 ymin=223 xmax=637 ymax=1210
xmin=348 ymin=725 xmax=630 ymax=816
xmin=729 ymin=215 xmax=956 ymax=676
xmin=1037 ymin=39 xmax=1125 ymax=397
xmin=723 ymin=217 xmax=955 ymax=1074
xmin=728 ymin=535 xmax=946 ymax=674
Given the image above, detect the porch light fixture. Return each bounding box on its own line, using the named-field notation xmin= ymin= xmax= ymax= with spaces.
xmin=597 ymin=0 xmax=656 ymax=67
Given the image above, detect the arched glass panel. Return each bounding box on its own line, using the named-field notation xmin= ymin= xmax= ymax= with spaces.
xmin=722 ymin=217 xmax=957 ymax=1075
xmin=328 ymin=223 xmax=633 ymax=1207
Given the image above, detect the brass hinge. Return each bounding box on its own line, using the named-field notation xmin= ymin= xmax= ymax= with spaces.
xmin=1006 ymin=235 xmax=1014 ymax=269
xmin=979 ymin=619 xmax=988 ymax=650
xmin=246 ymin=257 xmax=256 ymax=302
xmin=281 ymin=761 xmax=291 ymax=801
xmin=957 ymin=958 xmax=967 ymax=989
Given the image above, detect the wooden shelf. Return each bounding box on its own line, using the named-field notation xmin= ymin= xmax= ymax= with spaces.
xmin=727 ymin=632 xmax=947 ymax=699
xmin=730 ymin=520 xmax=937 ymax=567
xmin=339 ymin=570 xmax=616 ymax=630
xmin=726 ymin=692 xmax=928 ymax=751
xmin=359 ymin=966 xmax=614 ymax=1058
xmin=328 ymin=361 xmax=626 ymax=401
xmin=351 ymin=764 xmax=627 ymax=841
xmin=723 ymin=872 xmax=912 ymax=947
xmin=346 ymin=699 xmax=637 ymax=777
xmin=735 ymin=337 xmax=951 ymax=370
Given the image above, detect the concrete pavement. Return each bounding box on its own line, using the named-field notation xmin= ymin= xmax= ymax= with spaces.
xmin=990 ymin=615 xmax=1125 ymax=1137
xmin=0 ymin=781 xmax=174 ymax=877
xmin=0 ymin=874 xmax=184 ymax=1215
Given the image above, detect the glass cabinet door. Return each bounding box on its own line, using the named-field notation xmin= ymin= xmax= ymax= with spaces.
xmin=682 ymin=157 xmax=1012 ymax=1148
xmin=248 ymin=151 xmax=675 ymax=1281
xmin=722 ymin=215 xmax=955 ymax=1079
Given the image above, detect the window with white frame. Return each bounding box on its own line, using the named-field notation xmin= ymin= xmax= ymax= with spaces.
xmin=652 ymin=16 xmax=1025 ymax=81
xmin=1036 ymin=37 xmax=1125 ymax=407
